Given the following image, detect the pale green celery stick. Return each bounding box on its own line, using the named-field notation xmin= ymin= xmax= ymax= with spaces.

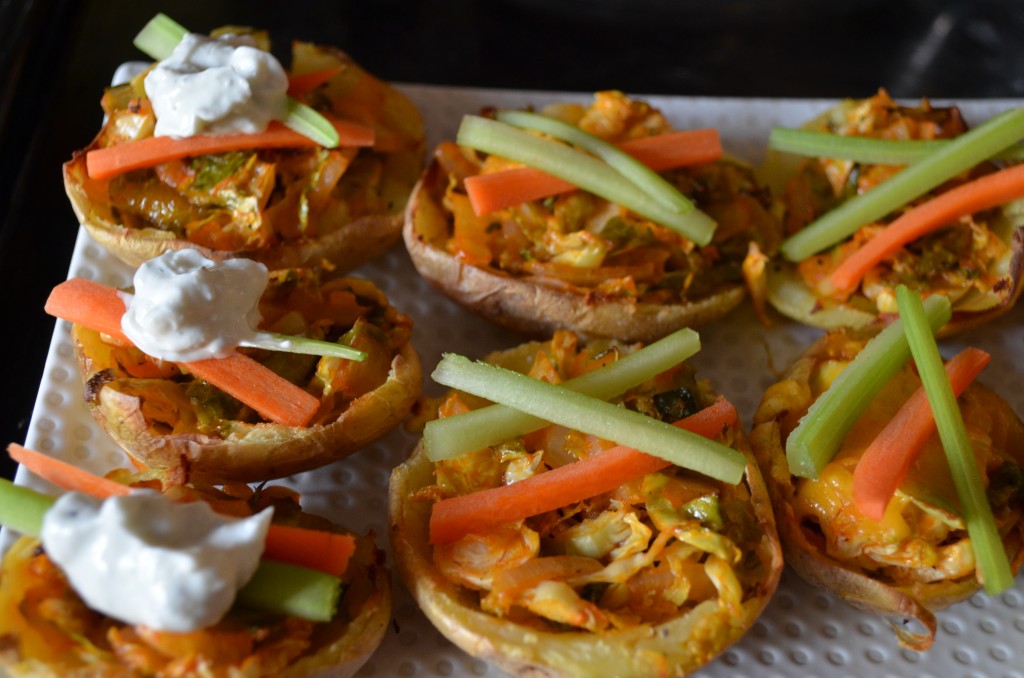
xmin=424 ymin=328 xmax=701 ymax=461
xmin=431 ymin=354 xmax=745 ymax=484
xmin=457 ymin=115 xmax=716 ymax=246
xmin=237 ymin=559 xmax=341 ymax=622
xmin=769 ymin=128 xmax=1024 ymax=165
xmin=0 ymin=479 xmax=341 ymax=622
xmin=133 ymin=15 xmax=340 ymax=149
xmin=785 ymin=294 xmax=951 ymax=479
xmin=780 ymin=108 xmax=1024 ymax=262
xmin=0 ymin=478 xmax=53 ymax=536
xmin=896 ymin=285 xmax=1014 ymax=595
xmin=496 ymin=109 xmax=695 ymax=213
xmin=132 ymin=13 xmax=188 ymax=60
xmin=281 ymin=98 xmax=341 ymax=149
xmin=241 ymin=331 xmax=366 ymax=361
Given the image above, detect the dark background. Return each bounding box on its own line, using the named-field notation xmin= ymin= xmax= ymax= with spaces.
xmin=1 ymin=0 xmax=1022 ymax=481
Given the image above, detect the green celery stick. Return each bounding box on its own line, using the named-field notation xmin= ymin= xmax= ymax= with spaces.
xmin=769 ymin=128 xmax=1024 ymax=165
xmin=425 ymin=327 xmax=701 ymax=461
xmin=0 ymin=478 xmax=53 ymax=536
xmin=457 ymin=115 xmax=717 ymax=246
xmin=896 ymin=285 xmax=1014 ymax=595
xmin=132 ymin=13 xmax=188 ymax=60
xmin=496 ymin=109 xmax=696 ymax=213
xmin=237 ymin=559 xmax=342 ymax=622
xmin=241 ymin=331 xmax=366 ymax=361
xmin=780 ymin=107 xmax=1024 ymax=262
xmin=785 ymin=294 xmax=951 ymax=479
xmin=280 ymin=98 xmax=341 ymax=149
xmin=431 ymin=353 xmax=746 ymax=484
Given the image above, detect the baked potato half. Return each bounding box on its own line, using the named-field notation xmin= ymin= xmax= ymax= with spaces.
xmin=389 ymin=331 xmax=782 ymax=677
xmin=749 ymin=329 xmax=1024 ymax=650
xmin=758 ymin=90 xmax=1024 ymax=335
xmin=70 ymin=268 xmax=421 ymax=483
xmin=0 ymin=478 xmax=390 ymax=677
xmin=64 ymin=36 xmax=425 ymax=272
xmin=404 ymin=91 xmax=782 ymax=343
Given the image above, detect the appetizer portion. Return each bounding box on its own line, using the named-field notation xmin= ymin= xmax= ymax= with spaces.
xmin=47 ymin=251 xmax=421 ymax=483
xmin=389 ymin=330 xmax=782 ymax=677
xmin=0 ymin=445 xmax=390 ymax=678
xmin=405 ymin=91 xmax=782 ymax=342
xmin=760 ymin=90 xmax=1024 ymax=334
xmin=750 ymin=295 xmax=1024 ymax=650
xmin=64 ymin=15 xmax=425 ymax=271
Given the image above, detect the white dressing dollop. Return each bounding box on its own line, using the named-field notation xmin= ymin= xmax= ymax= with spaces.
xmin=41 ymin=490 xmax=272 ymax=632
xmin=144 ymin=32 xmax=288 ymax=138
xmin=120 ymin=249 xmax=268 ymax=362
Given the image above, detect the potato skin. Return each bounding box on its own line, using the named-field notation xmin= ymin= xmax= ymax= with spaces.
xmin=64 ymin=42 xmax=424 ymax=272
xmin=749 ymin=332 xmax=1024 ymax=650
xmin=70 ymin=274 xmax=422 ymax=484
xmin=404 ymin=160 xmax=749 ymax=345
xmin=0 ymin=511 xmax=391 ymax=678
xmin=388 ymin=333 xmax=783 ymax=678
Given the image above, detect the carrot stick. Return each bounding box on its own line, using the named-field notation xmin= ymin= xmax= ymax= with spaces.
xmin=261 ymin=524 xmax=355 ymax=578
xmin=850 ymin=347 xmax=991 ymax=521
xmin=830 ymin=164 xmax=1024 ymax=292
xmin=45 ymin=278 xmax=320 ymax=427
xmin=6 ymin=442 xmax=353 ymax=577
xmin=7 ymin=443 xmax=131 ymax=497
xmin=464 ymin=129 xmax=722 ymax=216
xmin=286 ymin=67 xmax=344 ymax=97
xmin=86 ymin=116 xmax=375 ymax=180
xmin=429 ymin=398 xmax=738 ymax=544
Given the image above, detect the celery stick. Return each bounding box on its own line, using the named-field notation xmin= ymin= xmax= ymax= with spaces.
xmin=496 ymin=109 xmax=696 ymax=213
xmin=431 ymin=353 xmax=746 ymax=484
xmin=780 ymin=107 xmax=1024 ymax=262
xmin=457 ymin=115 xmax=717 ymax=246
xmin=769 ymin=128 xmax=1024 ymax=165
xmin=425 ymin=328 xmax=701 ymax=461
xmin=241 ymin=331 xmax=366 ymax=361
xmin=785 ymin=294 xmax=951 ymax=479
xmin=133 ymin=15 xmax=340 ymax=149
xmin=280 ymin=98 xmax=341 ymax=149
xmin=237 ymin=559 xmax=341 ymax=622
xmin=0 ymin=478 xmax=53 ymax=537
xmin=896 ymin=285 xmax=1014 ymax=595
xmin=132 ymin=13 xmax=188 ymax=60
xmin=0 ymin=479 xmax=340 ymax=623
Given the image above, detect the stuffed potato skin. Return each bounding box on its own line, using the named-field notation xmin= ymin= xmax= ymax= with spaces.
xmin=749 ymin=330 xmax=1024 ymax=650
xmin=404 ymin=92 xmax=781 ymax=343
xmin=0 ymin=483 xmax=391 ymax=678
xmin=70 ymin=269 xmax=421 ymax=483
xmin=760 ymin=90 xmax=1024 ymax=336
xmin=388 ymin=333 xmax=782 ymax=677
xmin=64 ymin=39 xmax=425 ymax=272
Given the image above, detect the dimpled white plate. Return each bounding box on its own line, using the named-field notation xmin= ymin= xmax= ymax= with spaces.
xmin=14 ymin=86 xmax=1024 ymax=678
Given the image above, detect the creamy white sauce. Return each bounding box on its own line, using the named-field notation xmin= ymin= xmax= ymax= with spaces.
xmin=111 ymin=61 xmax=150 ymax=87
xmin=41 ymin=490 xmax=272 ymax=632
xmin=120 ymin=249 xmax=268 ymax=362
xmin=144 ymin=32 xmax=288 ymax=138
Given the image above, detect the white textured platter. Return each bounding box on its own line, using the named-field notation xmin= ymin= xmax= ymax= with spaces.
xmin=13 ymin=86 xmax=1024 ymax=678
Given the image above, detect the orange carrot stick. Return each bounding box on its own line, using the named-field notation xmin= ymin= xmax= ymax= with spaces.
xmin=830 ymin=164 xmax=1024 ymax=292
xmin=86 ymin=116 xmax=375 ymax=180
xmin=429 ymin=398 xmax=739 ymax=544
xmin=8 ymin=443 xmax=131 ymax=497
xmin=286 ymin=66 xmax=344 ymax=97
xmin=44 ymin=278 xmax=320 ymax=427
xmin=7 ymin=443 xmax=353 ymax=576
xmin=851 ymin=347 xmax=991 ymax=521
xmin=464 ymin=129 xmax=722 ymax=216
xmin=261 ymin=524 xmax=355 ymax=578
